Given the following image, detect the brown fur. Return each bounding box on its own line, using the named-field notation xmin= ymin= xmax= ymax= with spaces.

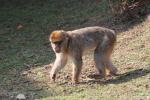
xmin=50 ymin=30 xmax=65 ymax=42
xmin=49 ymin=26 xmax=117 ymax=84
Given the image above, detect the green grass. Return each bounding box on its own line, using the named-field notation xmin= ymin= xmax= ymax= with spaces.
xmin=0 ymin=0 xmax=150 ymax=100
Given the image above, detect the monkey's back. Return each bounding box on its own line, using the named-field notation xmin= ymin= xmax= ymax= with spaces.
xmin=67 ymin=26 xmax=116 ymax=40
xmin=67 ymin=26 xmax=116 ymax=53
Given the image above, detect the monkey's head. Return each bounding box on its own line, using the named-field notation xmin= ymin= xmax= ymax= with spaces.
xmin=49 ymin=30 xmax=69 ymax=53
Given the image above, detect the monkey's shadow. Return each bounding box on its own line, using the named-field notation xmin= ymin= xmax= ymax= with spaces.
xmin=82 ymin=68 xmax=150 ymax=85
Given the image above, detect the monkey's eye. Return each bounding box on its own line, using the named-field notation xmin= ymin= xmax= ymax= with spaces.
xmin=53 ymin=41 xmax=63 ymax=45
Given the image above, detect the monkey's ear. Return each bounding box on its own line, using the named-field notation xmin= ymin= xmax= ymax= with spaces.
xmin=61 ymin=31 xmax=69 ymax=39
xmin=62 ymin=31 xmax=69 ymax=37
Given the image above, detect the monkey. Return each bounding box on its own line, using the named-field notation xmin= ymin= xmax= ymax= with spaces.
xmin=49 ymin=26 xmax=118 ymax=84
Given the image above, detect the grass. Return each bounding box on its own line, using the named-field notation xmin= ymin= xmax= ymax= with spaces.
xmin=0 ymin=0 xmax=150 ymax=100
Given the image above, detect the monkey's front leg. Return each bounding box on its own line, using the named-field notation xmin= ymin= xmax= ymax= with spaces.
xmin=72 ymin=56 xmax=83 ymax=84
xmin=50 ymin=53 xmax=68 ymax=82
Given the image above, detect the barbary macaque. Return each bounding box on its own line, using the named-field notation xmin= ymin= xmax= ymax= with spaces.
xmin=49 ymin=26 xmax=117 ymax=84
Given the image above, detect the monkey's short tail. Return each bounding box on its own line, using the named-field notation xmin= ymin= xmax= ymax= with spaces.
xmin=110 ymin=30 xmax=117 ymax=43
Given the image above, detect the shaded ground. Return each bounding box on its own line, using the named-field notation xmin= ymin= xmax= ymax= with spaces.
xmin=0 ymin=0 xmax=150 ymax=99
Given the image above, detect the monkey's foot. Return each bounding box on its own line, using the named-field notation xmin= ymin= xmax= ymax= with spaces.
xmin=110 ymin=72 xmax=119 ymax=76
xmin=68 ymin=82 xmax=79 ymax=86
xmin=88 ymin=74 xmax=103 ymax=79
xmin=104 ymin=74 xmax=113 ymax=80
xmin=67 ymin=80 xmax=79 ymax=85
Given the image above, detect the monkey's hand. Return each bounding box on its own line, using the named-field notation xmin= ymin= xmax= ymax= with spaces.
xmin=50 ymin=73 xmax=56 ymax=82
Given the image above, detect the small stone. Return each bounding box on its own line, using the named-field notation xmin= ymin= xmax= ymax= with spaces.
xmin=16 ymin=93 xmax=26 ymax=100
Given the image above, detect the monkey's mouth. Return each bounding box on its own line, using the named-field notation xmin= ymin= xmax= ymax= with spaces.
xmin=55 ymin=48 xmax=61 ymax=53
xmin=55 ymin=50 xmax=61 ymax=53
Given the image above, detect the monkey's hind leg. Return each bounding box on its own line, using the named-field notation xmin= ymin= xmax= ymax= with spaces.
xmin=94 ymin=45 xmax=117 ymax=80
xmin=94 ymin=49 xmax=108 ymax=80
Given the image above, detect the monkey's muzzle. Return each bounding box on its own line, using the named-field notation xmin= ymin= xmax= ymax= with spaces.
xmin=55 ymin=47 xmax=61 ymax=53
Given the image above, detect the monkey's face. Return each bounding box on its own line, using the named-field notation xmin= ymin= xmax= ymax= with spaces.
xmin=50 ymin=30 xmax=68 ymax=53
xmin=51 ymin=40 xmax=64 ymax=53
